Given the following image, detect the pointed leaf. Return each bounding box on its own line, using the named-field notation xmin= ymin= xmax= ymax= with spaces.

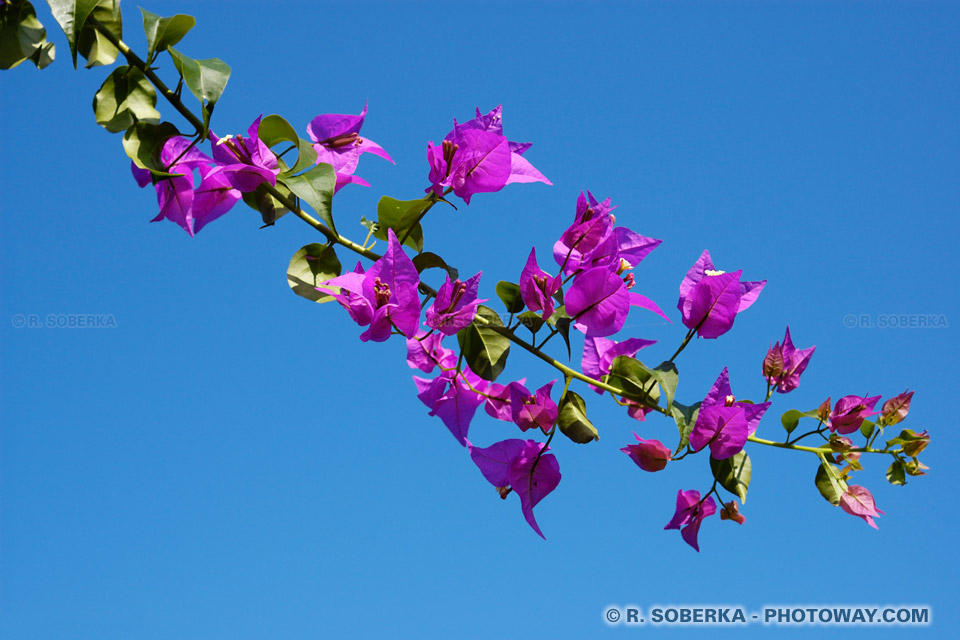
xmin=412 ymin=252 xmax=459 ymax=281
xmin=287 ymin=243 xmax=341 ymax=304
xmin=496 ymin=281 xmax=525 ymax=314
xmin=373 ymin=196 xmax=429 ymax=252
xmin=606 ymin=355 xmax=660 ymax=405
xmin=76 ymin=0 xmax=121 ymax=68
xmin=517 ymin=310 xmax=544 ymax=335
xmin=167 ymin=46 xmax=230 ymax=116
xmin=47 ymin=0 xmax=98 ymax=67
xmin=647 ymin=360 xmax=678 ymax=410
xmin=815 ymin=454 xmax=848 ymax=506
xmin=670 ymin=401 xmax=701 ymax=452
xmin=781 ymin=409 xmax=803 ymax=435
xmin=140 ymin=8 xmax=194 ymax=63
xmin=93 ymin=66 xmax=160 ymax=133
xmin=122 ymin=121 xmax=181 ymax=175
xmin=456 ymin=305 xmax=510 ymax=382
xmin=886 ymin=459 xmax=906 ymax=486
xmin=710 ymin=451 xmax=752 ymax=502
xmin=557 ymin=391 xmax=599 ymax=443
xmin=281 ymin=163 xmax=336 ymax=231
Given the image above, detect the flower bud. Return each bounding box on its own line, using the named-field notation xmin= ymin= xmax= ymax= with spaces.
xmin=720 ymin=501 xmax=746 ymax=525
xmin=880 ymin=390 xmax=913 ymax=426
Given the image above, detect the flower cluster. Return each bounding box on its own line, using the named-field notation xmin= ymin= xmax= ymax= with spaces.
xmin=313 ymin=169 xmax=677 ymax=537
xmin=132 ymin=107 xmax=391 ymax=236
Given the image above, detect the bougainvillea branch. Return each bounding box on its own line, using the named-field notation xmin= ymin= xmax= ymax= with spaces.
xmin=5 ymin=0 xmax=930 ymax=551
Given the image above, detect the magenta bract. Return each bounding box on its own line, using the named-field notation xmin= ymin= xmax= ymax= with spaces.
xmin=678 ymin=250 xmax=765 ymax=339
xmin=664 ymin=489 xmax=716 ymax=552
xmin=468 ymin=438 xmax=561 ymax=539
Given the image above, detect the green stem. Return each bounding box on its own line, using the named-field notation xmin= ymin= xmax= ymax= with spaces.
xmin=668 ymin=328 xmax=696 ymax=363
xmin=747 ymin=435 xmax=892 ymax=456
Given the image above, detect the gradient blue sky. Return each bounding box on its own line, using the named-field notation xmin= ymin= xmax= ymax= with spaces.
xmin=2 ymin=1 xmax=958 ymax=638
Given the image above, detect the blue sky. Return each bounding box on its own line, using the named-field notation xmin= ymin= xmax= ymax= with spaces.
xmin=1 ymin=1 xmax=958 ymax=638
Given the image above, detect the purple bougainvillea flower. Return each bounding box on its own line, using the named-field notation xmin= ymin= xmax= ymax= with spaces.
xmin=553 ymin=192 xmax=662 ymax=277
xmin=519 ymin=248 xmax=562 ymax=321
xmin=467 ymin=438 xmax=561 ymax=539
xmin=553 ymin=192 xmax=616 ymax=273
xmin=483 ymin=378 xmax=526 ymax=422
xmin=425 ymin=272 xmax=486 ymax=335
xmin=839 ymin=485 xmax=885 ymax=529
xmin=678 ymin=250 xmax=766 ymax=339
xmin=763 ymin=326 xmax=816 ymax=393
xmin=690 ymin=368 xmax=770 ymax=459
xmin=581 ymin=336 xmax=656 ymax=394
xmin=307 ymin=102 xmax=394 ymax=193
xmin=317 ymin=229 xmax=420 ymax=342
xmin=621 ymin=433 xmax=672 ymax=472
xmin=664 ymin=489 xmax=716 ymax=552
xmin=406 ymin=331 xmax=456 ymax=373
xmin=566 ymin=268 xmax=669 ymax=337
xmin=508 ymin=381 xmax=559 ymax=434
xmin=131 ymin=136 xmax=241 ymax=237
xmin=209 ymin=115 xmax=280 ymax=192
xmin=414 ymin=367 xmax=487 ymax=445
xmin=829 ymin=394 xmax=881 ymax=434
xmin=426 ymin=106 xmax=550 ymax=204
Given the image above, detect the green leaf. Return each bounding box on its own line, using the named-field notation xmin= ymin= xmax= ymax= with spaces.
xmin=815 ymin=453 xmax=848 ymax=506
xmin=242 ymin=181 xmax=292 ymax=225
xmin=710 ymin=451 xmax=752 ymax=502
xmin=647 ymin=361 xmax=678 ymax=410
xmin=373 ymin=196 xmax=429 ymax=253
xmin=412 ymin=252 xmax=459 ymax=281
xmin=781 ymin=409 xmax=803 ymax=435
xmin=122 ymin=121 xmax=181 ymax=175
xmin=859 ymin=418 xmax=877 ymax=439
xmin=47 ymin=0 xmax=98 ymax=67
xmin=886 ymin=428 xmax=929 ymax=457
xmin=167 ymin=45 xmax=230 ymax=131
xmin=287 ymin=243 xmax=341 ymax=304
xmin=92 ymin=66 xmax=160 ymax=133
xmin=0 ymin=0 xmax=56 ymax=70
xmin=517 ymin=310 xmax=544 ymax=335
xmin=457 ymin=305 xmax=510 ymax=382
xmin=140 ymin=8 xmax=194 ymax=63
xmin=281 ymin=163 xmax=336 ymax=231
xmin=257 ymin=115 xmax=319 ymax=177
xmin=554 ymin=316 xmax=573 ymax=360
xmin=496 ymin=281 xmax=524 ymax=314
xmin=886 ymin=459 xmax=906 ymax=486
xmin=605 ymin=355 xmax=660 ymax=405
xmin=76 ymin=0 xmax=121 ymax=68
xmin=557 ymin=391 xmax=599 ymax=443
xmin=670 ymin=401 xmax=701 ymax=452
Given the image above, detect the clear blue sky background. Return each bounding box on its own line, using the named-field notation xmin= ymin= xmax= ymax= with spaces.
xmin=2 ymin=1 xmax=958 ymax=638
